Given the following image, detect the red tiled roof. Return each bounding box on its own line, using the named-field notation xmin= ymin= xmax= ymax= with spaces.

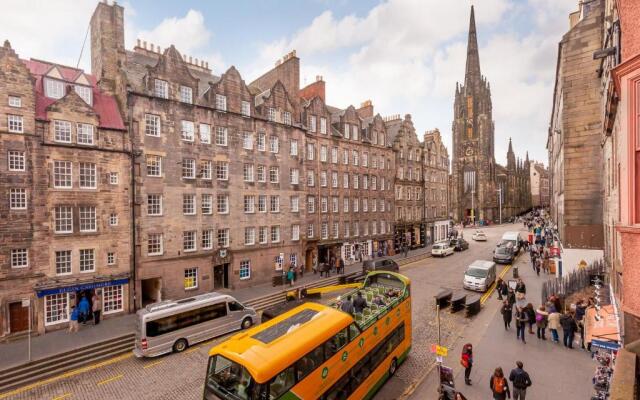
xmin=22 ymin=59 xmax=126 ymax=131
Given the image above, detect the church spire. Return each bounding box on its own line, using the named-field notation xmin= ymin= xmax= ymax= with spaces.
xmin=507 ymin=137 xmax=516 ymax=170
xmin=464 ymin=5 xmax=482 ymax=87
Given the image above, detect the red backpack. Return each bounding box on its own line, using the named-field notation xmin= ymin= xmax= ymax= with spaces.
xmin=493 ymin=376 xmax=506 ymax=394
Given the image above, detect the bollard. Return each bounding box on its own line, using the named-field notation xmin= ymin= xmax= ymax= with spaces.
xmin=513 ymin=265 xmax=519 ymax=279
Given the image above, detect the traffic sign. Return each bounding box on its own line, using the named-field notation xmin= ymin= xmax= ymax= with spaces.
xmin=430 ymin=344 xmax=448 ymax=357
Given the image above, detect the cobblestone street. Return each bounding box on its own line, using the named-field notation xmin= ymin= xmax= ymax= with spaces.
xmin=0 ymin=224 xmax=510 ymax=400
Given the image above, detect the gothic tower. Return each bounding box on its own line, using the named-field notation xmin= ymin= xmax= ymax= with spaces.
xmin=451 ymin=5 xmax=497 ymax=222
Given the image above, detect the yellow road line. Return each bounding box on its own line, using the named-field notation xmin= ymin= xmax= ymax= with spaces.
xmin=96 ymin=373 xmax=123 ymax=386
xmin=481 ymin=264 xmax=512 ymax=305
xmin=52 ymin=393 xmax=72 ymax=400
xmin=0 ymin=353 xmax=132 ymax=399
xmin=142 ymin=360 xmax=163 ymax=369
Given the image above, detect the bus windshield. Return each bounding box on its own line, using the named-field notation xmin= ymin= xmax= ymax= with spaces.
xmin=205 ymin=355 xmax=263 ymax=400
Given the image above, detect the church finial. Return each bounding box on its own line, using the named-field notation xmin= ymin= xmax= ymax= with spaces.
xmin=464 ymin=5 xmax=482 ymax=87
xmin=507 ymin=137 xmax=513 ymax=154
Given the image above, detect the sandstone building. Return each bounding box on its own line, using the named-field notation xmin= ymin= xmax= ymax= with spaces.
xmin=547 ymin=0 xmax=604 ymax=248
xmin=450 ymin=6 xmax=531 ymax=224
xmin=529 ymin=161 xmax=550 ymax=208
xmin=0 ymin=1 xmax=449 ymax=336
xmin=0 ymin=40 xmax=131 ymax=336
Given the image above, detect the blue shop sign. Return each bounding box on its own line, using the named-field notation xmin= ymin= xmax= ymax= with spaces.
xmin=36 ymin=278 xmax=129 ymax=298
xmin=591 ymin=339 xmax=620 ymax=351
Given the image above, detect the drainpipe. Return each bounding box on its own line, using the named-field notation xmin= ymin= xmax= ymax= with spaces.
xmin=127 ymin=92 xmax=138 ymax=312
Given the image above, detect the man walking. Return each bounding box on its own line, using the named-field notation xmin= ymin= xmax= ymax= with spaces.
xmin=515 ymin=306 xmax=528 ymax=343
xmin=508 ymin=361 xmax=532 ymax=400
xmin=403 ymin=242 xmax=409 ymax=258
xmin=92 ymin=291 xmax=102 ymax=325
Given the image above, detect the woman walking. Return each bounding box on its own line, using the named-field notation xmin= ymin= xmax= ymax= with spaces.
xmin=535 ymin=305 xmax=548 ymax=340
xmin=489 ymin=367 xmax=511 ymax=400
xmin=515 ymin=307 xmax=528 ymax=344
xmin=460 ymin=343 xmax=473 ymax=385
xmin=548 ymin=308 xmax=561 ymax=342
xmin=501 ymin=300 xmax=513 ymax=330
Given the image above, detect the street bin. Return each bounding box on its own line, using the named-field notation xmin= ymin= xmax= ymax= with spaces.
xmin=435 ymin=289 xmax=453 ymax=309
xmin=465 ymin=294 xmax=481 ymax=317
xmin=450 ymin=292 xmax=467 ymax=313
xmin=513 ymin=265 xmax=519 ymax=279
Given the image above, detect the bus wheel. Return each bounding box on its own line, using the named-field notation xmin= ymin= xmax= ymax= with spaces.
xmin=389 ymin=358 xmax=398 ymax=376
xmin=173 ymin=339 xmax=188 ymax=353
xmin=241 ymin=317 xmax=253 ymax=330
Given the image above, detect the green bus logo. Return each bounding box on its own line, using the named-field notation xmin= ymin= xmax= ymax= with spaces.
xmin=374 ymin=326 xmax=378 ymax=336
xmin=359 ymin=338 xmax=365 ymax=348
xmin=341 ymin=351 xmax=348 ymax=361
xmin=322 ymin=367 xmax=329 ymax=379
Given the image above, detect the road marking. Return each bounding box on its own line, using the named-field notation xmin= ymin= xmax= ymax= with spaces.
xmin=480 ymin=264 xmax=512 ymax=305
xmin=185 ymin=346 xmax=201 ymax=354
xmin=52 ymin=393 xmax=72 ymax=400
xmin=0 ymin=353 xmax=133 ymax=399
xmin=96 ymin=374 xmax=123 ymax=386
xmin=142 ymin=360 xmax=163 ymax=369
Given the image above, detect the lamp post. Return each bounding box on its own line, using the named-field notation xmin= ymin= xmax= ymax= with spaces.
xmin=496 ymin=188 xmax=502 ymax=225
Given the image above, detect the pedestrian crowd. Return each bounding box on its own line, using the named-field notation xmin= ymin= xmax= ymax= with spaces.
xmin=68 ymin=291 xmax=102 ymax=334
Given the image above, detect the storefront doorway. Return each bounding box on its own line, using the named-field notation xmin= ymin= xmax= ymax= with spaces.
xmin=8 ymin=302 xmax=28 ymax=333
xmin=214 ymin=264 xmax=229 ymax=289
xmin=141 ymin=278 xmax=162 ymax=306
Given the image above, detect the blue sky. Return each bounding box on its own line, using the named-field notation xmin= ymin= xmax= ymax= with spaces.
xmin=1 ymin=0 xmax=578 ymax=166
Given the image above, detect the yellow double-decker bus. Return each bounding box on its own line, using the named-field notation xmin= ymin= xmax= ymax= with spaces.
xmin=203 ymin=271 xmax=411 ymax=400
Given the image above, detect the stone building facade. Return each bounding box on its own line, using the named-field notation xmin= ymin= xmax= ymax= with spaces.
xmin=0 ymin=40 xmax=131 ymax=337
xmin=386 ymin=115 xmax=426 ymax=250
xmin=451 ymin=6 xmax=531 ymax=225
xmin=0 ymin=1 xmax=449 ymax=337
xmin=423 ymin=129 xmax=450 ymax=243
xmin=547 ymin=0 xmax=605 ymax=249
xmin=598 ymin=0 xmax=640 ymax=348
xmin=530 ymin=161 xmax=550 ymax=208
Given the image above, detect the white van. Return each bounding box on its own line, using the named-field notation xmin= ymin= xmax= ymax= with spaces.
xmin=463 ymin=260 xmax=497 ymax=292
xmin=501 ymin=231 xmax=523 ymax=254
xmin=133 ymin=292 xmax=258 ymax=358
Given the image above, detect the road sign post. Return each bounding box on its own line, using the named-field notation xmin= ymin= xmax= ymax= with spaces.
xmin=22 ymin=298 xmax=31 ymax=362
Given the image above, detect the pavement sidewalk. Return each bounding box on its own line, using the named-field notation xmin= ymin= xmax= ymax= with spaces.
xmin=0 ymin=246 xmax=432 ymax=371
xmin=411 ymin=236 xmax=594 ymax=399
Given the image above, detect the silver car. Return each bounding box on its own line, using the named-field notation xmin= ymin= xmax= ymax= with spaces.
xmin=133 ymin=292 xmax=258 ymax=358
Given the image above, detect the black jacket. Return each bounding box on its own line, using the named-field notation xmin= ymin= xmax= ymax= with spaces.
xmin=560 ymin=314 xmax=578 ymax=331
xmin=353 ymin=296 xmax=367 ymax=313
xmin=509 ymin=368 xmax=532 ymax=390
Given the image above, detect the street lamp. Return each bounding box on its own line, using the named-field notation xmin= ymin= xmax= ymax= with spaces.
xmin=496 ymin=188 xmax=502 ymax=225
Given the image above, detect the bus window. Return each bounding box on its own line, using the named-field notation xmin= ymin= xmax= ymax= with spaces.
xmin=228 ymin=301 xmax=244 ymax=311
xmin=146 ymin=302 xmax=227 ymax=337
xmin=269 ymin=366 xmax=295 ymax=399
xmin=348 ymin=323 xmax=360 ymax=341
xmin=323 ymin=374 xmax=351 ymax=400
xmin=206 ymin=355 xmax=261 ymax=400
xmin=295 ymin=346 xmax=324 ymax=381
xmin=324 ymin=328 xmax=348 ymax=359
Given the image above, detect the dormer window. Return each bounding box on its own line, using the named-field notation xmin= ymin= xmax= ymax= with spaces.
xmin=320 ymin=117 xmax=327 ymax=134
xmin=216 ymin=94 xmax=227 ymax=111
xmin=154 ymin=79 xmax=169 ymax=99
xmin=74 ymin=85 xmax=92 ymax=105
xmin=180 ymin=86 xmax=193 ymax=104
xmin=344 ymin=124 xmax=350 ymax=139
xmin=45 ymin=78 xmax=65 ymax=99
xmin=268 ymin=107 xmax=276 ymax=122
xmin=283 ymin=111 xmax=292 ymax=126
xmin=352 ymin=125 xmax=359 ymax=140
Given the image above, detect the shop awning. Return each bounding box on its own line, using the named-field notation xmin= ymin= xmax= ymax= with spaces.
xmin=35 ymin=278 xmax=129 ymax=298
xmin=584 ymin=305 xmax=621 ymax=345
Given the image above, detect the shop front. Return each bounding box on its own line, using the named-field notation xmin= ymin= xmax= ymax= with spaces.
xmin=394 ymin=222 xmax=426 ymax=251
xmin=34 ymin=276 xmax=130 ymax=334
xmin=340 ymin=240 xmax=372 ymax=265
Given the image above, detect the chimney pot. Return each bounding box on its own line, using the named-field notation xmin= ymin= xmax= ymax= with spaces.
xmin=189 ymin=56 xmax=193 ymax=63
xmin=195 ymin=58 xmax=198 ymax=65
xmin=143 ymin=41 xmax=147 ymax=49
xmin=136 ymin=39 xmax=141 ymax=47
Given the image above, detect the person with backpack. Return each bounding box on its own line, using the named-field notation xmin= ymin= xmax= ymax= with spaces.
xmin=460 ymin=343 xmax=473 ymax=385
xmin=489 ymin=367 xmax=511 ymax=400
xmin=501 ymin=300 xmax=513 ymax=330
xmin=509 ymin=361 xmax=532 ymax=400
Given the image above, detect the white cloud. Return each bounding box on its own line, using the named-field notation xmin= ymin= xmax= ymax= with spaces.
xmin=256 ymin=0 xmax=573 ymax=166
xmin=0 ymin=0 xmax=96 ymax=69
xmin=136 ymin=10 xmax=210 ymax=55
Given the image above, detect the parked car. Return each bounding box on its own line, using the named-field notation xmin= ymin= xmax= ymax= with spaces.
xmin=471 ymin=230 xmax=487 ymax=241
xmin=450 ymin=238 xmax=469 ymax=251
xmin=501 ymin=231 xmax=523 ymax=254
xmin=362 ymin=258 xmax=400 ymax=274
xmin=431 ymin=242 xmax=454 ymax=257
xmin=493 ymin=242 xmax=515 ymax=264
xmin=463 ymin=260 xmax=497 ymax=292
